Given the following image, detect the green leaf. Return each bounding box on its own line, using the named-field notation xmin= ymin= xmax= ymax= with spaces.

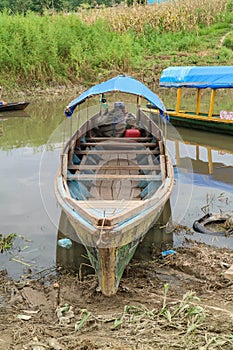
xmin=75 ymin=310 xmax=91 ymax=332
xmin=111 ymin=317 xmax=123 ymax=330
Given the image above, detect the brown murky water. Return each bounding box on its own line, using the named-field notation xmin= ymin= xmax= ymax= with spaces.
xmin=0 ymin=97 xmax=232 ymax=279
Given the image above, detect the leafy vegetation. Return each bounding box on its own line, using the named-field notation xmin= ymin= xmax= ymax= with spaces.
xmin=0 ymin=233 xmax=17 ymax=253
xmin=0 ymin=0 xmax=232 ymax=89
xmin=55 ymin=284 xmax=233 ymax=349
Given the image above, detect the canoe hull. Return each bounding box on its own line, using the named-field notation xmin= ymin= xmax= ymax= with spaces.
xmin=55 ymin=75 xmax=174 ymax=296
xmin=55 ymin=173 xmax=173 ymax=296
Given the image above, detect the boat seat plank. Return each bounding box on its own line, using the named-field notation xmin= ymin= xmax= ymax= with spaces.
xmin=75 ymin=150 xmax=160 ymax=155
xmin=81 ymin=142 xmax=159 ymax=147
xmin=68 ymin=164 xmax=160 ymax=171
xmin=65 ymin=197 xmax=145 ymax=226
xmin=67 ymin=174 xmax=162 ymax=181
xmin=85 ymin=137 xmax=152 ymax=142
xmin=79 ymin=200 xmax=141 ymax=209
xmin=66 ymin=181 xmax=166 ymax=226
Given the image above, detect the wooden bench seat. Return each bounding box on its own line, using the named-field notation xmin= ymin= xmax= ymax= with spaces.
xmin=80 ymin=142 xmax=159 ymax=147
xmin=75 ymin=150 xmax=160 ymax=155
xmin=85 ymin=137 xmax=153 ymax=142
xmin=67 ymin=174 xmax=162 ymax=181
xmin=68 ymin=164 xmax=160 ymax=171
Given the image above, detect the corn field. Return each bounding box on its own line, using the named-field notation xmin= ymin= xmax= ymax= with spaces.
xmin=78 ymin=0 xmax=231 ymax=34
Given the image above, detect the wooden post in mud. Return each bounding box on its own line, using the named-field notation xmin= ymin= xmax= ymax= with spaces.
xmin=99 ymin=247 xmax=118 ymax=297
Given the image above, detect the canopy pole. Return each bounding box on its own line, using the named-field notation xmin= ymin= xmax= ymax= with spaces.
xmin=208 ymin=89 xmax=216 ymax=117
xmin=196 ymin=89 xmax=201 ymax=115
xmin=136 ymin=96 xmax=141 ymax=123
xmin=175 ymin=88 xmax=182 ymax=113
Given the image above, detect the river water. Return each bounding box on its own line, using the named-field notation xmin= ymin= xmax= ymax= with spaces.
xmin=0 ymin=97 xmax=232 ymax=279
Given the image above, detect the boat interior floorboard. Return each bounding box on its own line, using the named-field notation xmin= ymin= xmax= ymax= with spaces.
xmin=73 ymin=135 xmax=162 ymax=202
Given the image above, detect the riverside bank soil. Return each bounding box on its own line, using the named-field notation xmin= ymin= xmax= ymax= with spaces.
xmin=1 ymin=240 xmax=233 ymax=350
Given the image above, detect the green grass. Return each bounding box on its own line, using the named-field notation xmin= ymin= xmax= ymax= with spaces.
xmin=0 ymin=0 xmax=232 ymax=90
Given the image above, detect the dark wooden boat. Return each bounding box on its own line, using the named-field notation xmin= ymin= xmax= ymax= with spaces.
xmin=54 ymin=75 xmax=174 ymax=296
xmin=0 ymin=101 xmax=30 ymax=112
xmin=159 ymin=66 xmax=233 ymax=135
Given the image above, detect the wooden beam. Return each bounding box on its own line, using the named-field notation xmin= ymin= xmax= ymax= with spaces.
xmin=85 ymin=137 xmax=152 ymax=142
xmin=80 ymin=142 xmax=158 ymax=147
xmin=68 ymin=164 xmax=160 ymax=171
xmin=67 ymin=174 xmax=162 ymax=181
xmin=75 ymin=150 xmax=160 ymax=155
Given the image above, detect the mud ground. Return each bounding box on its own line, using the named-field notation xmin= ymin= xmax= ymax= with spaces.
xmin=1 ymin=238 xmax=233 ymax=350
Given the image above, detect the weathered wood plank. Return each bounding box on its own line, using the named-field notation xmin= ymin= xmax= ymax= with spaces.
xmin=85 ymin=137 xmax=152 ymax=142
xmin=68 ymin=164 xmax=160 ymax=171
xmin=75 ymin=150 xmax=160 ymax=155
xmin=81 ymin=142 xmax=159 ymax=147
xmin=67 ymin=174 xmax=162 ymax=181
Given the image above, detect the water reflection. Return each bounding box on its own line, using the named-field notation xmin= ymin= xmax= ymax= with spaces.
xmin=56 ymin=210 xmax=93 ymax=276
xmin=0 ymin=99 xmax=67 ymax=279
xmin=169 ymin=126 xmax=233 ymax=190
xmin=167 ymin=125 xmax=233 ymax=249
xmin=0 ymin=110 xmax=30 ymax=139
xmin=0 ymin=110 xmax=30 ymax=119
xmin=0 ymin=100 xmax=65 ymax=150
xmin=56 ymin=201 xmax=173 ymax=275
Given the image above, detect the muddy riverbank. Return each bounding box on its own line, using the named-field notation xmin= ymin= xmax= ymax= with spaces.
xmin=1 ymin=239 xmax=233 ymax=350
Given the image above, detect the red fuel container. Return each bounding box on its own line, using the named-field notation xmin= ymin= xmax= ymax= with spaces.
xmin=125 ymin=129 xmax=141 ymax=138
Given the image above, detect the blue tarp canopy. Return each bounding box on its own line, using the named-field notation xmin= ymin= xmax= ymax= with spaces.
xmin=160 ymin=66 xmax=233 ymax=89
xmin=65 ymin=75 xmax=166 ymax=117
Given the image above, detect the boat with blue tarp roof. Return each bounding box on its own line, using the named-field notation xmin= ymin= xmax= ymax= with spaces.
xmin=54 ymin=75 xmax=174 ymax=296
xmin=159 ymin=66 xmax=233 ymax=135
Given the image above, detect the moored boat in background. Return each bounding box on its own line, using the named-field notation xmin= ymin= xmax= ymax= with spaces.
xmin=0 ymin=101 xmax=30 ymax=112
xmin=159 ymin=66 xmax=233 ymax=135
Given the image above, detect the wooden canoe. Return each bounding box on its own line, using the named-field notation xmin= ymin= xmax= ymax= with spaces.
xmin=54 ymin=75 xmax=174 ymax=296
xmin=0 ymin=102 xmax=30 ymax=112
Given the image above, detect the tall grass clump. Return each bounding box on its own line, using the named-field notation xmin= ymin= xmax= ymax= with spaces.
xmin=0 ymin=11 xmax=143 ymax=87
xmin=0 ymin=0 xmax=232 ymax=88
